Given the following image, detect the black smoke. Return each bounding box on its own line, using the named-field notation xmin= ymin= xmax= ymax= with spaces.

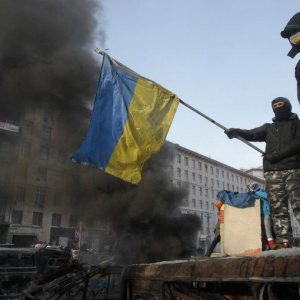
xmin=0 ymin=0 xmax=201 ymax=264
xmin=0 ymin=0 xmax=104 ymax=120
xmin=73 ymin=142 xmax=201 ymax=264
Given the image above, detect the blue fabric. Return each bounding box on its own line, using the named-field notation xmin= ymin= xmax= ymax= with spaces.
xmin=216 ymin=190 xmax=271 ymax=215
xmin=216 ymin=190 xmax=256 ymax=208
xmin=255 ymin=190 xmax=270 ymax=216
xmin=70 ymin=54 xmax=138 ymax=169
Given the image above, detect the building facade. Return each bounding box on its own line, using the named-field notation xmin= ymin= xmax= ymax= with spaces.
xmin=0 ymin=107 xmax=108 ymax=248
xmin=170 ymin=144 xmax=264 ymax=252
xmin=170 ymin=144 xmax=300 ymax=251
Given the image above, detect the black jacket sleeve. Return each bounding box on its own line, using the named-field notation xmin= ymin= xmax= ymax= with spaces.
xmin=234 ymin=124 xmax=267 ymax=142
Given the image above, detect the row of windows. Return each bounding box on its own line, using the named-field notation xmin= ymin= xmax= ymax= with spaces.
xmin=11 ymin=210 xmax=78 ymax=227
xmin=19 ymin=142 xmax=65 ymax=163
xmin=13 ymin=186 xmax=63 ymax=208
xmin=183 ymin=198 xmax=215 ymax=211
xmin=176 ymin=167 xmax=250 ymax=186
xmin=22 ymin=120 xmax=53 ymax=140
xmin=176 ymin=154 xmax=249 ymax=184
xmin=176 ymin=180 xmax=247 ymax=195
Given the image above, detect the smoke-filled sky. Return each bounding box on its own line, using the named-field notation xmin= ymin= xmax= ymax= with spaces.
xmin=102 ymin=0 xmax=300 ymax=170
xmin=0 ymin=0 xmax=104 ymax=120
xmin=0 ymin=0 xmax=201 ymax=264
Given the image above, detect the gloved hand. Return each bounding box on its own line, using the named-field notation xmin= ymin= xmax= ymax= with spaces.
xmin=225 ymin=128 xmax=240 ymax=139
xmin=264 ymin=151 xmax=282 ymax=163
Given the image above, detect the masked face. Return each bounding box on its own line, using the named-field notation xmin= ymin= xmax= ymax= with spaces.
xmin=272 ymin=99 xmax=292 ymax=120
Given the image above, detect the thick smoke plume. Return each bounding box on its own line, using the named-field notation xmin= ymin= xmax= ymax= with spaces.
xmin=74 ymin=142 xmax=201 ymax=264
xmin=0 ymin=0 xmax=104 ymax=120
xmin=0 ymin=0 xmax=201 ymax=264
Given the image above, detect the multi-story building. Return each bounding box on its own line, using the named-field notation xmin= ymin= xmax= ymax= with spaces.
xmin=0 ymin=107 xmax=108 ymax=248
xmin=170 ymin=144 xmax=300 ymax=251
xmin=245 ymin=167 xmax=264 ymax=180
xmin=170 ymin=144 xmax=266 ymax=252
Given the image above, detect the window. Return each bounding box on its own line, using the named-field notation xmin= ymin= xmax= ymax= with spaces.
xmin=53 ymin=192 xmax=60 ymax=206
xmin=70 ymin=215 xmax=79 ymax=227
xmin=0 ymin=141 xmax=10 ymax=159
xmin=52 ymin=213 xmax=61 ymax=227
xmin=23 ymin=120 xmax=33 ymax=135
xmin=184 ymin=157 xmax=188 ymax=166
xmin=216 ymin=168 xmax=219 ymax=177
xmin=211 ymin=178 xmax=214 ymax=186
xmin=192 ymin=172 xmax=195 ymax=181
xmin=199 ymin=187 xmax=203 ymax=196
xmin=212 ymin=203 xmax=215 ymax=211
xmin=199 ymin=175 xmax=202 ymax=183
xmin=15 ymin=186 xmax=26 ymax=203
xmin=217 ymin=180 xmax=220 ymax=188
xmin=32 ymin=212 xmax=43 ymax=226
xmin=231 ymin=174 xmax=234 ymax=181
xmin=40 ymin=146 xmax=49 ymax=161
xmin=210 ymin=166 xmax=214 ymax=174
xmin=198 ymin=162 xmax=202 ymax=170
xmin=177 ymin=154 xmax=181 ymax=163
xmin=222 ymin=182 xmax=225 ymax=189
xmin=221 ymin=170 xmax=224 ymax=178
xmin=177 ymin=168 xmax=181 ymax=178
xmin=192 ymin=199 xmax=196 ymax=208
xmin=227 ymin=183 xmax=230 ymax=190
xmin=19 ymin=142 xmax=30 ymax=157
xmin=205 ymin=188 xmax=208 ymax=197
xmin=192 ymin=159 xmax=195 ymax=168
xmin=206 ymin=202 xmax=209 ymax=210
xmin=37 ymin=167 xmax=47 ymax=181
xmin=192 ymin=185 xmax=196 ymax=195
xmin=199 ymin=200 xmax=203 ymax=209
xmin=204 ymin=164 xmax=208 ymax=173
xmin=227 ymin=172 xmax=229 ymax=180
xmin=205 ymin=177 xmax=208 ymax=185
xmin=236 ymin=175 xmax=239 ymax=182
xmin=185 ymin=170 xmax=188 ymax=181
xmin=42 ymin=126 xmax=52 ymax=140
xmin=35 ymin=188 xmax=46 ymax=208
xmin=43 ymin=109 xmax=54 ymax=123
xmin=232 ymin=185 xmax=234 ymax=191
xmin=11 ymin=210 xmax=23 ymax=224
xmin=177 ymin=180 xmax=181 ymax=188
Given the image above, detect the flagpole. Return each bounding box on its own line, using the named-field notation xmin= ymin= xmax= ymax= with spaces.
xmin=179 ymin=99 xmax=265 ymax=155
xmin=94 ymin=49 xmax=264 ymax=155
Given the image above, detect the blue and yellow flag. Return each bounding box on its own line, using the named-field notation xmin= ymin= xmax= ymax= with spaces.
xmin=71 ymin=54 xmax=179 ymax=184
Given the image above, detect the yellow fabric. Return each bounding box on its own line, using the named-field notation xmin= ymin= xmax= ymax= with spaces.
xmin=105 ymin=78 xmax=179 ymax=184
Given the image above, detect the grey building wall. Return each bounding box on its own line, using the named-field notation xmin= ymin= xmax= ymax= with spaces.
xmin=1 ymin=107 xmax=108 ymax=248
xmin=169 ymin=144 xmax=266 ymax=249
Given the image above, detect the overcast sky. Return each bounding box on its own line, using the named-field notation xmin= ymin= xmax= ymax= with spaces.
xmin=100 ymin=1 xmax=300 ymax=170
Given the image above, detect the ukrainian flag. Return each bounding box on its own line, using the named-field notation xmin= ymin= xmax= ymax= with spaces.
xmin=71 ymin=53 xmax=179 ymax=184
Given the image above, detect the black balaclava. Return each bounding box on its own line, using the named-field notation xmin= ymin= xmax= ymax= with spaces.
xmin=272 ymin=97 xmax=292 ymax=121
